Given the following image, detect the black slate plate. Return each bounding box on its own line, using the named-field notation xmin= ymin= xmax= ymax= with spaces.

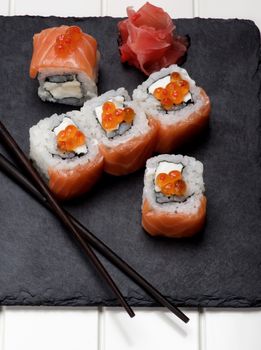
xmin=0 ymin=16 xmax=261 ymax=307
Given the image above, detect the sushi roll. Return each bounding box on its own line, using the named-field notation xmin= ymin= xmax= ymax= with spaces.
xmin=142 ymin=154 xmax=206 ymax=238
xmin=81 ymin=88 xmax=158 ymax=176
xmin=30 ymin=26 xmax=99 ymax=106
xmin=133 ymin=65 xmax=210 ymax=153
xmin=29 ymin=111 xmax=103 ymax=200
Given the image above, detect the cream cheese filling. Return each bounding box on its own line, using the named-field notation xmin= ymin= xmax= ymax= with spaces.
xmin=44 ymin=79 xmax=83 ymax=100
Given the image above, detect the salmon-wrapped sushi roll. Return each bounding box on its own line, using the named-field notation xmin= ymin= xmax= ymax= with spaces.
xmin=29 ymin=111 xmax=103 ymax=200
xmin=133 ymin=65 xmax=210 ymax=153
xmin=142 ymin=154 xmax=206 ymax=238
xmin=30 ymin=26 xmax=99 ymax=106
xmin=81 ymin=88 xmax=158 ymax=176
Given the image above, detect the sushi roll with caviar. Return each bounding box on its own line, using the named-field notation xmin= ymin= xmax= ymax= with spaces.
xmin=133 ymin=65 xmax=210 ymax=153
xmin=142 ymin=154 xmax=206 ymax=238
xmin=30 ymin=26 xmax=99 ymax=106
xmin=29 ymin=111 xmax=104 ymax=200
xmin=81 ymin=88 xmax=158 ymax=176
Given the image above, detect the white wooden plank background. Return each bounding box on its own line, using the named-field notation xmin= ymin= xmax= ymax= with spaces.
xmin=0 ymin=0 xmax=9 ymax=15
xmin=202 ymin=309 xmax=261 ymax=350
xmin=102 ymin=0 xmax=194 ymax=17
xmin=2 ymin=307 xmax=99 ymax=350
xmin=9 ymin=0 xmax=102 ymax=16
xmin=101 ymin=308 xmax=199 ymax=350
xmin=199 ymin=0 xmax=261 ymax=29
xmin=0 ymin=0 xmax=261 ymax=349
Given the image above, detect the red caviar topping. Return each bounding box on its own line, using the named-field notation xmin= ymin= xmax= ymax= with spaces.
xmin=102 ymin=101 xmax=116 ymax=114
xmin=55 ymin=26 xmax=83 ymax=57
xmin=101 ymin=102 xmax=135 ymax=131
xmin=153 ymin=87 xmax=168 ymax=100
xmin=169 ymin=170 xmax=182 ymax=181
xmin=170 ymin=90 xmax=184 ymax=105
xmin=102 ymin=113 xmax=119 ymax=131
xmin=115 ymin=108 xmax=125 ymax=124
xmin=57 ymin=125 xmax=86 ymax=152
xmin=178 ymin=79 xmax=189 ymax=95
xmin=55 ymin=34 xmax=72 ymax=57
xmin=166 ymin=82 xmax=179 ymax=93
xmin=170 ymin=72 xmax=181 ymax=82
xmin=161 ymin=96 xmax=173 ymax=110
xmin=156 ymin=170 xmax=186 ymax=196
xmin=173 ymin=179 xmax=187 ymax=196
xmin=156 ymin=173 xmax=170 ymax=188
xmin=153 ymin=72 xmax=190 ymax=110
xmin=66 ymin=26 xmax=82 ymax=41
xmin=161 ymin=182 xmax=175 ymax=196
xmin=124 ymin=107 xmax=135 ymax=123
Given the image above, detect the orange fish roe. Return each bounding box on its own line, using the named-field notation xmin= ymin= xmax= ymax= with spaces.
xmin=101 ymin=101 xmax=135 ymax=131
xmin=173 ymin=179 xmax=187 ymax=196
xmin=124 ymin=107 xmax=135 ymax=123
xmin=177 ymin=79 xmax=189 ymax=94
xmin=153 ymin=72 xmax=190 ymax=110
xmin=66 ymin=26 xmax=82 ymax=42
xmin=153 ymin=87 xmax=168 ymax=100
xmin=57 ymin=125 xmax=86 ymax=152
xmin=156 ymin=170 xmax=186 ymax=196
xmin=102 ymin=113 xmax=119 ymax=131
xmin=161 ymin=182 xmax=176 ymax=196
xmin=160 ymin=97 xmax=173 ymax=110
xmin=156 ymin=173 xmax=171 ymax=188
xmin=170 ymin=72 xmax=181 ymax=82
xmin=169 ymin=170 xmax=182 ymax=181
xmin=55 ymin=26 xmax=83 ymax=57
xmin=102 ymin=101 xmax=116 ymax=114
xmin=114 ymin=108 xmax=125 ymax=124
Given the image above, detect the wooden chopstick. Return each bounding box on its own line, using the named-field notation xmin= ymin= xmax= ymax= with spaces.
xmin=0 ymin=121 xmax=135 ymax=318
xmin=0 ymin=150 xmax=189 ymax=324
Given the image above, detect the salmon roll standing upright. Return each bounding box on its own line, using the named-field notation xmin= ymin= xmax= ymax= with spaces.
xmin=133 ymin=65 xmax=210 ymax=153
xmin=142 ymin=154 xmax=206 ymax=238
xmin=81 ymin=88 xmax=158 ymax=176
xmin=29 ymin=111 xmax=103 ymax=200
xmin=30 ymin=25 xmax=99 ymax=106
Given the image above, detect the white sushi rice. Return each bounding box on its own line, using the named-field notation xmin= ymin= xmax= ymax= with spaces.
xmin=143 ymin=154 xmax=205 ymax=214
xmin=29 ymin=110 xmax=100 ymax=180
xmin=133 ymin=64 xmax=206 ymax=125
xmin=81 ymin=88 xmax=151 ymax=147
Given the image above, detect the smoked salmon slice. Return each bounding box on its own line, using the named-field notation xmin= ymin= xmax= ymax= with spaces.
xmin=30 ymin=25 xmax=98 ymax=80
xmin=142 ymin=196 xmax=207 ymax=238
xmin=100 ymin=118 xmax=158 ymax=176
xmin=152 ymin=88 xmax=210 ymax=153
xmin=48 ymin=153 xmax=104 ymax=200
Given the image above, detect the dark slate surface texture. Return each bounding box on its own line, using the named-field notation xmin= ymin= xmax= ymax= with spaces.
xmin=0 ymin=16 xmax=261 ymax=307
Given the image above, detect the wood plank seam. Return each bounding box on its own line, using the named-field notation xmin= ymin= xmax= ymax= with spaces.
xmin=198 ymin=308 xmax=206 ymax=350
xmin=98 ymin=307 xmax=105 ymax=350
xmin=193 ymin=0 xmax=199 ymax=17
xmin=0 ymin=307 xmax=5 ymax=350
xmin=101 ymin=0 xmax=107 ymax=16
xmin=8 ymin=0 xmax=15 ymax=15
xmin=96 ymin=4 xmax=103 ymax=349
